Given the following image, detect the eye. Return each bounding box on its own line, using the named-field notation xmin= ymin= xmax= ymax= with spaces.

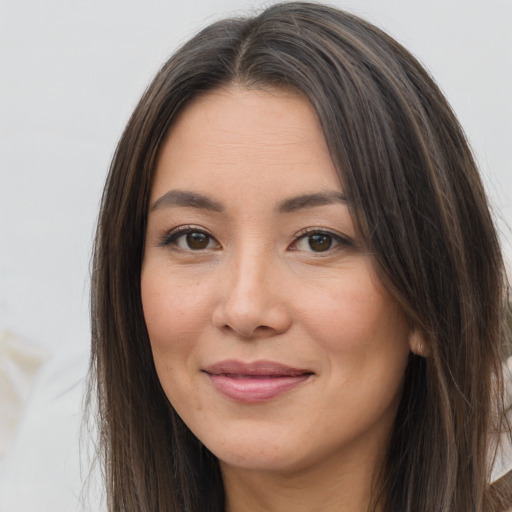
xmin=162 ymin=226 xmax=220 ymax=251
xmin=291 ymin=230 xmax=350 ymax=253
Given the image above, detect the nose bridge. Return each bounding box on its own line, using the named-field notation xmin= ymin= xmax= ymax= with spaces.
xmin=213 ymin=241 xmax=291 ymax=337
xmin=226 ymin=243 xmax=273 ymax=314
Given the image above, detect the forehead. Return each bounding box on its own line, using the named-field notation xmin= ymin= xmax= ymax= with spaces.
xmin=152 ymin=85 xmax=343 ymax=200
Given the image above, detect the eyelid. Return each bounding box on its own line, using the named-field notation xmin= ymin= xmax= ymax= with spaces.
xmin=289 ymin=227 xmax=353 ymax=252
xmin=157 ymin=225 xmax=352 ymax=253
xmin=159 ymin=225 xmax=220 ymax=250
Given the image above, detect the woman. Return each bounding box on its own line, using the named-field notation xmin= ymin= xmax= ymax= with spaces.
xmin=89 ymin=2 xmax=511 ymax=511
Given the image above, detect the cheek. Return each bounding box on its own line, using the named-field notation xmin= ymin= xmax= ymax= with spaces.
xmin=141 ymin=270 xmax=211 ymax=357
xmin=297 ymin=273 xmax=411 ymax=431
xmin=141 ymin=270 xmax=215 ymax=413
xmin=294 ymin=269 xmax=410 ymax=363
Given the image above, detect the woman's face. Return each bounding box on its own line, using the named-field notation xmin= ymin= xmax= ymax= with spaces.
xmin=142 ymin=86 xmax=413 ymax=478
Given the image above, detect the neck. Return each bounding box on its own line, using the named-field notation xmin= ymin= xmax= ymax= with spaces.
xmin=221 ymin=445 xmax=385 ymax=512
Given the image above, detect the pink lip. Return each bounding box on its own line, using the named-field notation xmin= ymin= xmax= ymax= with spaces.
xmin=202 ymin=360 xmax=313 ymax=403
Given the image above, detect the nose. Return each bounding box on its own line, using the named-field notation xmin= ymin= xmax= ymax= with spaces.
xmin=211 ymin=251 xmax=292 ymax=339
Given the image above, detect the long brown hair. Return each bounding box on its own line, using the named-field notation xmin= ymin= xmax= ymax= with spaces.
xmin=89 ymin=2 xmax=511 ymax=510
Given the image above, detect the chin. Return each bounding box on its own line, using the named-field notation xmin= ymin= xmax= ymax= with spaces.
xmin=215 ymin=446 xmax=309 ymax=475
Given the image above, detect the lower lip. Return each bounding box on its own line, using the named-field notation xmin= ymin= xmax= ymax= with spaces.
xmin=206 ymin=373 xmax=311 ymax=403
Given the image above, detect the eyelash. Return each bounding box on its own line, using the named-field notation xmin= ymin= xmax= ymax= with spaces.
xmin=290 ymin=228 xmax=353 ymax=254
xmin=159 ymin=226 xmax=352 ymax=254
xmin=160 ymin=225 xmax=220 ymax=251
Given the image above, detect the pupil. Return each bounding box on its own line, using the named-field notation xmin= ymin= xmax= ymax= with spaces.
xmin=186 ymin=232 xmax=208 ymax=250
xmin=309 ymin=234 xmax=332 ymax=252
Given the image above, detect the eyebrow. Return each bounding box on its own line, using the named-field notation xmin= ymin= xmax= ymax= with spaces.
xmin=277 ymin=191 xmax=347 ymax=213
xmin=150 ymin=189 xmax=347 ymax=214
xmin=150 ymin=190 xmax=224 ymax=212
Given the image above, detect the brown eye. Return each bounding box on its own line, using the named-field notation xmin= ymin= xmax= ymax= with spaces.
xmin=308 ymin=234 xmax=333 ymax=252
xmin=163 ymin=228 xmax=219 ymax=251
xmin=186 ymin=232 xmax=210 ymax=250
xmin=291 ymin=230 xmax=350 ymax=254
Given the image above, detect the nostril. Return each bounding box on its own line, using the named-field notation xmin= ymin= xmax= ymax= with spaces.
xmin=211 ymin=290 xmax=292 ymax=338
xmin=254 ymin=325 xmax=273 ymax=334
xmin=220 ymin=323 xmax=274 ymax=339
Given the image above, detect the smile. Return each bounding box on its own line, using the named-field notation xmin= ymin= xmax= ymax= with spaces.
xmin=202 ymin=360 xmax=314 ymax=403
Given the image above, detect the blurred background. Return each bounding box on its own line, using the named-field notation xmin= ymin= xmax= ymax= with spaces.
xmin=0 ymin=1 xmax=510 ymax=510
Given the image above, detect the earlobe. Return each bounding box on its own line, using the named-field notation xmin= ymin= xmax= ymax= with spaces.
xmin=409 ymin=329 xmax=427 ymax=357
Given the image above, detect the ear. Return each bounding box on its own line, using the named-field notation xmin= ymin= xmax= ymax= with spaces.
xmin=408 ymin=329 xmax=428 ymax=357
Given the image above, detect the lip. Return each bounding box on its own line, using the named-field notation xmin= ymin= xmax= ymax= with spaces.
xmin=202 ymin=360 xmax=313 ymax=403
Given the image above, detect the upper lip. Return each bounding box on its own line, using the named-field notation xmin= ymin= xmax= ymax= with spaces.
xmin=203 ymin=360 xmax=313 ymax=377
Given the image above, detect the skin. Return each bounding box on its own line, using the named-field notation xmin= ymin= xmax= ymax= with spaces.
xmin=141 ymin=85 xmax=415 ymax=512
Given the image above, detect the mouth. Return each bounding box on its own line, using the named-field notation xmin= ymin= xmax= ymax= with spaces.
xmin=202 ymin=360 xmax=314 ymax=403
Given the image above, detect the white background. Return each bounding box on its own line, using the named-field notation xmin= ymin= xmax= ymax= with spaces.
xmin=0 ymin=1 xmax=511 ymax=510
